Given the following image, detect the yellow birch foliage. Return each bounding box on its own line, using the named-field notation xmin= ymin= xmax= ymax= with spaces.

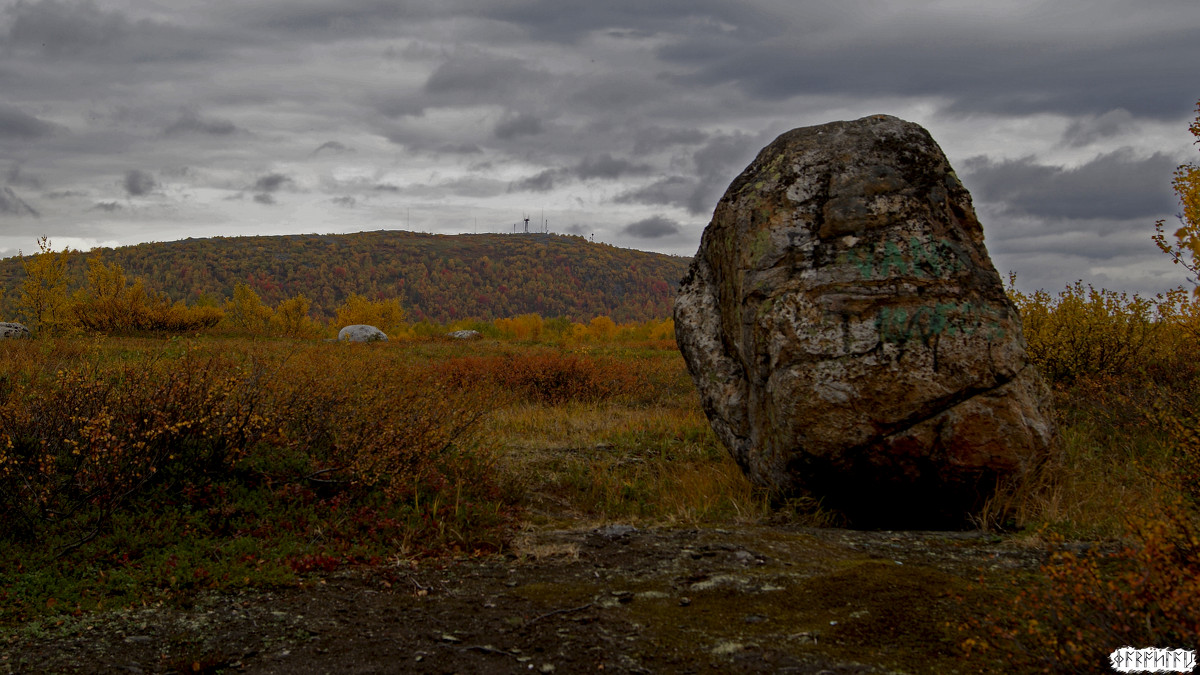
xmin=332 ymin=293 xmax=407 ymax=335
xmin=17 ymin=236 xmax=73 ymax=334
xmin=222 ymin=283 xmax=272 ymax=335
xmin=73 ymin=256 xmax=223 ymax=333
xmin=494 ymin=313 xmax=543 ymax=341
xmin=1154 ymin=99 xmax=1200 ymax=291
xmin=1007 ymin=279 xmax=1158 ymax=383
xmin=270 ymin=294 xmax=323 ymax=338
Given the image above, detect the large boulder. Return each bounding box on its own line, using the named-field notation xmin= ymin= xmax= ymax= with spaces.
xmin=338 ymin=324 xmax=387 ymax=343
xmin=674 ymin=115 xmax=1055 ymax=529
xmin=0 ymin=322 xmax=31 ymax=339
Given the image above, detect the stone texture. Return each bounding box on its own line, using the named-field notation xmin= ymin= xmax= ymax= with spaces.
xmin=447 ymin=329 xmax=482 ymax=340
xmin=674 ymin=115 xmax=1055 ymax=528
xmin=0 ymin=322 xmax=31 ymax=339
xmin=337 ymin=324 xmax=387 ymax=343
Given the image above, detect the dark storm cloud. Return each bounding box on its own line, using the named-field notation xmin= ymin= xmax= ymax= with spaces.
xmin=164 ymin=112 xmax=239 ymax=137
xmin=0 ymin=187 xmax=39 ymax=217
xmin=494 ymin=113 xmax=545 ymax=140
xmin=962 ymin=150 xmax=1178 ymax=220
xmin=0 ymin=104 xmax=59 ymax=139
xmin=253 ymin=193 xmax=276 ymax=205
xmin=123 ymin=169 xmax=156 ymax=196
xmin=623 ymin=216 xmax=681 ymax=239
xmin=573 ymin=154 xmax=651 ymax=180
xmin=253 ymin=174 xmax=291 ymax=193
xmin=508 ymin=168 xmax=559 ymax=193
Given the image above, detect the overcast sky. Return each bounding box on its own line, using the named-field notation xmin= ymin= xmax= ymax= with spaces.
xmin=2 ymin=0 xmax=1198 ymax=295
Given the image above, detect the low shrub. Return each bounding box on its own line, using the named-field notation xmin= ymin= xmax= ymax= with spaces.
xmin=972 ymin=498 xmax=1200 ymax=673
xmin=0 ymin=339 xmax=510 ymax=622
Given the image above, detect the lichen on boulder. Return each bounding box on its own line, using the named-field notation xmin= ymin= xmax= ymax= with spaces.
xmin=674 ymin=115 xmax=1055 ymax=529
xmin=0 ymin=322 xmax=31 ymax=339
xmin=337 ymin=324 xmax=387 ymax=343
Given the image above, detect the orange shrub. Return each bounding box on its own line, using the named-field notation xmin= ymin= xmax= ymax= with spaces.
xmin=434 ymin=349 xmax=639 ymax=406
xmin=976 ymin=501 xmax=1200 ymax=672
xmin=0 ymin=341 xmax=501 ymax=545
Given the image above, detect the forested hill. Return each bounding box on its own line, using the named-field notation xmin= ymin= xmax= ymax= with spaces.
xmin=0 ymin=231 xmax=694 ymax=323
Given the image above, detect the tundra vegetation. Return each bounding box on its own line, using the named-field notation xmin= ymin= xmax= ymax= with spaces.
xmin=2 ymin=104 xmax=1199 ymax=672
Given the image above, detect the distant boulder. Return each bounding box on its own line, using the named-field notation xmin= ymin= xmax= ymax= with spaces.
xmin=447 ymin=329 xmax=481 ymax=340
xmin=337 ymin=324 xmax=387 ymax=343
xmin=0 ymin=322 xmax=31 ymax=339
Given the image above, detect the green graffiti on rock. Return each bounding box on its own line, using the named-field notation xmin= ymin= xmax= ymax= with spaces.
xmin=876 ymin=301 xmax=1007 ymax=346
xmin=837 ymin=237 xmax=964 ymax=280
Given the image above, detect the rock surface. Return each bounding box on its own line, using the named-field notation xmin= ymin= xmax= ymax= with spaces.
xmin=337 ymin=324 xmax=387 ymax=343
xmin=0 ymin=322 xmax=31 ymax=339
xmin=447 ymin=329 xmax=482 ymax=340
xmin=674 ymin=115 xmax=1055 ymax=528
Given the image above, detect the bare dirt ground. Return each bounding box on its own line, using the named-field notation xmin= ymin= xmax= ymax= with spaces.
xmin=2 ymin=523 xmax=1047 ymax=674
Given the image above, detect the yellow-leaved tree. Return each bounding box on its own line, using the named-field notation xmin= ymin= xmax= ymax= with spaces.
xmin=1153 ymin=99 xmax=1200 ymax=291
xmin=17 ymin=236 xmax=74 ymax=334
xmin=270 ymin=294 xmax=323 ymax=338
xmin=222 ymin=283 xmax=273 ymax=335
xmin=333 ymin=293 xmax=407 ymax=335
xmin=73 ymin=255 xmax=223 ymax=333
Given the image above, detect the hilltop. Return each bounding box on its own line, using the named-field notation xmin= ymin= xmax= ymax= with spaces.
xmin=0 ymin=231 xmax=693 ymax=323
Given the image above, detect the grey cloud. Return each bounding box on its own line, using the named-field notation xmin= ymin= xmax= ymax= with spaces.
xmin=253 ymin=174 xmax=291 ymax=192
xmin=494 ymin=113 xmax=544 ymax=140
xmin=0 ymin=187 xmax=40 ymax=217
xmin=371 ymin=94 xmax=427 ymax=119
xmin=123 ymin=169 xmax=156 ymax=196
xmin=633 ymin=126 xmax=707 ymax=154
xmin=43 ymin=190 xmax=84 ymax=199
xmin=573 ymin=154 xmax=651 ymax=180
xmin=623 ymin=216 xmax=681 ymax=239
xmin=332 ymin=196 xmax=356 ymax=207
xmin=478 ymin=0 xmax=765 ymax=44
xmin=253 ymin=193 xmax=276 ymax=205
xmin=647 ymin=6 xmax=1200 ymax=119
xmin=1062 ymin=109 xmax=1137 ymax=147
xmin=312 ymin=141 xmax=353 ymax=156
xmin=437 ymin=142 xmax=483 ymax=154
xmin=3 ymin=0 xmax=218 ymax=62
xmin=91 ymin=201 xmax=121 ymax=212
xmin=164 ymin=111 xmax=239 ymax=137
xmin=963 ymin=149 xmax=1178 ymax=220
xmin=6 ymin=164 xmax=43 ymax=189
xmin=0 ymin=104 xmax=59 ymax=139
xmin=682 ymin=131 xmax=764 ymax=214
xmin=508 ymin=168 xmax=559 ymax=192
xmin=616 ymin=176 xmax=696 ymax=209
xmin=230 ymin=1 xmax=435 ymax=41
xmin=425 ymin=52 xmax=548 ymax=97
